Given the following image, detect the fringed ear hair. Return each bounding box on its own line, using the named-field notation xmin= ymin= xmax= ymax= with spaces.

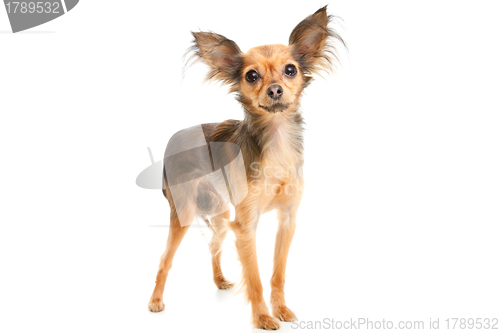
xmin=289 ymin=6 xmax=345 ymax=78
xmin=186 ymin=32 xmax=243 ymax=92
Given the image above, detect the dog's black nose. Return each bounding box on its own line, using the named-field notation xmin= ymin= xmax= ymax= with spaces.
xmin=267 ymin=85 xmax=283 ymax=100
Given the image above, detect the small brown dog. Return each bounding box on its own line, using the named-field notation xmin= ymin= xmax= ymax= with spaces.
xmin=148 ymin=6 xmax=344 ymax=330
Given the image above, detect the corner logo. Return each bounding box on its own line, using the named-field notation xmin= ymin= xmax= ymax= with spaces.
xmin=3 ymin=0 xmax=78 ymax=33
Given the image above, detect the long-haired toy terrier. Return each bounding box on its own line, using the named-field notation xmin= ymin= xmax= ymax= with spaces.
xmin=148 ymin=6 xmax=344 ymax=330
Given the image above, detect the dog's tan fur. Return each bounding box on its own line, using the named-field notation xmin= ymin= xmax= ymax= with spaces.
xmin=148 ymin=6 xmax=344 ymax=330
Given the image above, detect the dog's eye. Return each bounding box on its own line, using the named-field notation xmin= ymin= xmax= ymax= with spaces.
xmin=245 ymin=70 xmax=259 ymax=83
xmin=284 ymin=64 xmax=297 ymax=77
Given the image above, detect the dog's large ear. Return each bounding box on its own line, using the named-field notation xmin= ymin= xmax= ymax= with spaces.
xmin=188 ymin=32 xmax=243 ymax=89
xmin=289 ymin=6 xmax=344 ymax=76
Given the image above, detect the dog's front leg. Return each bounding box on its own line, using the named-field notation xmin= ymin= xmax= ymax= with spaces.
xmin=231 ymin=210 xmax=281 ymax=330
xmin=270 ymin=202 xmax=300 ymax=322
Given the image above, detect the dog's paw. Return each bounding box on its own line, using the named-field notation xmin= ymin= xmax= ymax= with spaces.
xmin=148 ymin=298 xmax=165 ymax=312
xmin=272 ymin=306 xmax=297 ymax=322
xmin=254 ymin=313 xmax=281 ymax=330
xmin=214 ymin=278 xmax=234 ymax=290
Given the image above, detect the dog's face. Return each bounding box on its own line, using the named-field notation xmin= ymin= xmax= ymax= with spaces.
xmin=189 ymin=6 xmax=342 ymax=115
xmin=239 ymin=45 xmax=303 ymax=114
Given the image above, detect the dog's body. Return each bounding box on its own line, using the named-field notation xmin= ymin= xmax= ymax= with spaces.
xmin=148 ymin=6 xmax=343 ymax=330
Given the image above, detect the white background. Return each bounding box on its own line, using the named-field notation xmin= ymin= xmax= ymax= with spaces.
xmin=1 ymin=1 xmax=499 ymax=332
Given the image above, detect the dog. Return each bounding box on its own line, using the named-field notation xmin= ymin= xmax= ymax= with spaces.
xmin=148 ymin=6 xmax=344 ymax=330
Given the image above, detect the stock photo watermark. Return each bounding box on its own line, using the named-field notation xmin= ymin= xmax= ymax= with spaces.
xmin=136 ymin=124 xmax=248 ymax=226
xmin=3 ymin=0 xmax=78 ymax=32
xmin=290 ymin=317 xmax=499 ymax=330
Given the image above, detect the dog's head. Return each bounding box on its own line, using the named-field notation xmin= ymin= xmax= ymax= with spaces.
xmin=188 ymin=6 xmax=344 ymax=115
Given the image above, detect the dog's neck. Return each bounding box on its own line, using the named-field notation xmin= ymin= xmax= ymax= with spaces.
xmin=242 ymin=106 xmax=305 ymax=174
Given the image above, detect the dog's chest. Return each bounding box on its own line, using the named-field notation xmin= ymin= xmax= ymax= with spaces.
xmin=260 ymin=117 xmax=302 ymax=182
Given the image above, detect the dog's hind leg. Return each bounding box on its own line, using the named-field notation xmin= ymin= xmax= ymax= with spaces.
xmin=148 ymin=208 xmax=190 ymax=312
xmin=207 ymin=210 xmax=234 ymax=289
